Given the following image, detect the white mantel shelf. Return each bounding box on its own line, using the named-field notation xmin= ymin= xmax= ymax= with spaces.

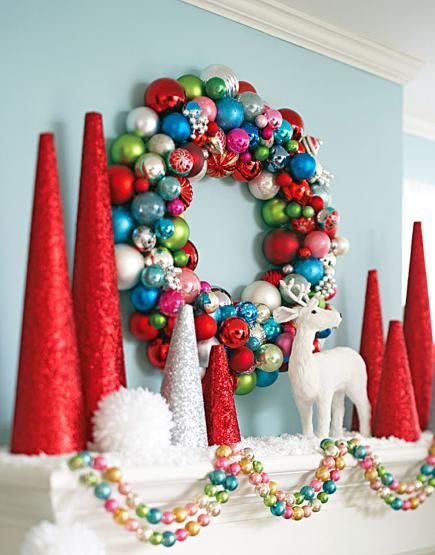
xmin=1 ymin=444 xmax=434 ymax=555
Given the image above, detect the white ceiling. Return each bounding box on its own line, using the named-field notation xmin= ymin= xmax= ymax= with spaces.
xmin=281 ymin=0 xmax=435 ymax=127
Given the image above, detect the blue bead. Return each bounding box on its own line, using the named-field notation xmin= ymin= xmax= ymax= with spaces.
xmin=94 ymin=482 xmax=111 ymax=500
xmin=391 ymin=497 xmax=403 ymax=511
xmin=255 ymin=369 xmax=279 ymax=388
xmin=224 ymin=475 xmax=239 ymax=491
xmin=323 ymin=480 xmax=337 ymax=494
xmin=78 ymin=451 xmax=92 ymax=466
xmin=131 ymin=191 xmax=165 ymax=226
xmin=154 ymin=217 xmax=175 ymax=239
xmin=288 ymin=152 xmax=316 ymax=181
xmin=220 ymin=305 xmax=237 ymax=320
xmin=112 ymin=206 xmax=135 ymax=244
xmin=130 ymin=284 xmax=160 ymax=311
xmin=162 ymin=531 xmax=176 ymax=547
xmin=270 ymin=501 xmax=286 ymax=516
xmin=293 ymin=257 xmax=325 ymax=286
xmin=161 ymin=113 xmax=191 ymax=143
xmin=381 ymin=472 xmax=394 ymax=486
xmin=215 ymin=98 xmax=244 ymax=131
xmin=300 ymin=485 xmax=315 ymax=500
xmin=246 ymin=336 xmax=261 ymax=351
xmin=147 ymin=507 xmax=162 ymax=524
xmin=354 ymin=445 xmax=367 ymax=460
xmin=209 ymin=469 xmax=226 ymax=486
xmin=420 ymin=464 xmax=433 ymax=476
xmin=235 ymin=302 xmax=258 ymax=325
xmin=262 ymin=318 xmax=281 ymax=341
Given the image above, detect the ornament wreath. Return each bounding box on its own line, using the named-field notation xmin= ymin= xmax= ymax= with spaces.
xmin=109 ymin=64 xmax=349 ymax=394
xmin=69 ymin=435 xmax=435 ymax=548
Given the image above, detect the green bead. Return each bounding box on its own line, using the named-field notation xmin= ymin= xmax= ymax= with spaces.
xmin=149 ymin=312 xmax=167 ymax=330
xmin=135 ymin=503 xmax=149 ymax=518
xmin=376 ymin=465 xmax=386 ymax=477
xmin=261 ymin=198 xmax=288 ymax=227
xmin=317 ymin=492 xmax=329 ymax=503
xmin=253 ymin=460 xmax=264 ymax=473
xmin=205 ymin=77 xmax=227 ymax=100
xmin=235 ymin=372 xmax=257 ymax=395
xmin=177 ymin=74 xmax=204 ymax=99
xmin=80 ymin=472 xmax=98 ymax=487
xmin=264 ymin=494 xmax=277 ymax=507
xmin=417 ymin=473 xmax=428 ymax=483
xmin=204 ymin=484 xmax=217 ymax=496
xmin=285 ymin=139 xmax=299 ymax=153
xmin=429 ymin=477 xmax=435 ymax=487
xmin=173 ymin=249 xmax=189 ymax=267
xmin=150 ymin=532 xmax=163 ymax=546
xmin=68 ymin=454 xmax=85 ymax=470
xmin=216 ymin=490 xmax=230 ymax=504
xmin=159 ymin=217 xmax=189 ymax=250
xmin=110 ymin=133 xmax=145 ymax=165
xmin=254 ymin=145 xmax=270 ymax=162
xmin=385 ymin=494 xmax=395 ymax=505
xmin=294 ymin=491 xmax=304 ymax=505
xmin=285 ymin=201 xmax=302 ymax=219
xmin=320 ymin=438 xmax=335 ymax=450
xmin=302 ymin=205 xmax=315 ymax=218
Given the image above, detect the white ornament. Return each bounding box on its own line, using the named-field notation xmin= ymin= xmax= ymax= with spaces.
xmin=197 ymin=336 xmax=220 ymax=368
xmin=248 ymin=170 xmax=279 ymax=200
xmin=200 ymin=64 xmax=239 ymax=97
xmin=92 ymin=387 xmax=173 ymax=458
xmin=241 ymin=280 xmax=281 ymax=310
xmin=273 ymin=279 xmax=371 ymax=438
xmin=21 ymin=520 xmax=106 ymax=555
xmin=146 ymin=133 xmax=175 ymax=157
xmin=114 ymin=244 xmax=144 ymax=290
xmin=126 ymin=106 xmax=159 ymax=139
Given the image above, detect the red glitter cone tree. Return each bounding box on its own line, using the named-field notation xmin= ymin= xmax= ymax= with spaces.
xmin=203 ymin=345 xmax=241 ymax=445
xmin=373 ymin=321 xmax=420 ymax=441
xmin=403 ymin=222 xmax=433 ymax=430
xmin=352 ymin=269 xmax=384 ymax=430
xmin=73 ymin=113 xmax=126 ymax=441
xmin=11 ymin=134 xmax=85 ymax=454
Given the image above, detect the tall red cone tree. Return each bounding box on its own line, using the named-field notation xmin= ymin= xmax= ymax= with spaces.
xmin=373 ymin=321 xmax=420 ymax=441
xmin=403 ymin=221 xmax=433 ymax=430
xmin=203 ymin=345 xmax=241 ymax=445
xmin=353 ymin=269 xmax=384 ymax=430
xmin=73 ymin=113 xmax=126 ymax=441
xmin=11 ymin=134 xmax=85 ymax=454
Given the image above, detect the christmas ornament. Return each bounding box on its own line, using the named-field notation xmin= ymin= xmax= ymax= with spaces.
xmin=115 ymin=244 xmax=144 ymax=290
xmin=110 ymin=133 xmax=145 ymax=165
xmin=108 ymin=165 xmax=135 ymax=204
xmin=241 ymin=280 xmax=281 ymax=310
xmin=126 ymin=106 xmax=159 ymax=138
xmin=144 ymin=78 xmax=186 ymax=114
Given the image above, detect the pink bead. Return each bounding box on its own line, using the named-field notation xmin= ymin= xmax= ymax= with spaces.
xmin=370 ymin=479 xmax=382 ymax=491
xmin=406 ymin=484 xmax=415 ymax=494
xmin=361 ymin=458 xmax=373 ymax=470
xmin=402 ymin=500 xmax=411 ymax=511
xmin=255 ymin=114 xmax=268 ymax=129
xmin=186 ymin=503 xmax=198 ymax=516
xmin=125 ymin=518 xmax=139 ymax=532
xmin=330 ymin=470 xmax=340 ymax=482
xmin=104 ymin=499 xmax=118 ymax=513
xmin=249 ymin=472 xmax=262 ymax=486
xmin=198 ymin=513 xmax=210 ymax=527
xmin=260 ymin=472 xmax=270 ymax=483
xmin=339 ymin=446 xmax=347 ymax=456
xmin=418 ymin=493 xmax=426 ymax=503
xmin=275 ymin=491 xmax=286 ymax=502
xmin=426 ymin=455 xmax=435 ymax=465
xmin=283 ymin=507 xmax=293 ymax=519
xmin=118 ymin=482 xmax=132 ymax=495
xmin=261 ymin=126 xmax=273 ymax=140
xmin=162 ymin=511 xmax=175 ymax=525
xmin=240 ymin=152 xmax=252 ymax=163
xmin=303 ymin=506 xmax=312 ymax=518
xmin=229 ymin=462 xmax=241 ymax=476
xmin=310 ymin=480 xmax=322 ymax=492
xmin=390 ymin=480 xmax=399 ymax=491
xmin=166 ymin=198 xmax=185 ymax=216
xmin=322 ymin=456 xmax=335 ymax=469
xmin=175 ymin=529 xmax=188 ymax=542
xmin=93 ymin=456 xmax=108 ymax=471
xmin=214 ymin=457 xmax=230 ymax=471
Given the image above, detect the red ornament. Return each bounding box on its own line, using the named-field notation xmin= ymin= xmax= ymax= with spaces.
xmin=73 ymin=113 xmax=127 ymax=442
xmin=262 ymin=269 xmax=284 ymax=287
xmin=292 ymin=216 xmax=316 ymax=234
xmin=310 ymin=195 xmax=324 ymax=212
xmin=206 ymin=127 xmax=226 ymax=154
xmin=147 ymin=336 xmax=170 ymax=369
xmin=290 ymin=180 xmax=310 ymax=203
xmin=194 ymin=313 xmax=218 ymax=341
xmin=181 ymin=240 xmax=199 ymax=270
xmin=373 ymin=321 xmax=420 ymax=441
xmin=175 ymin=176 xmax=193 ymax=208
xmin=403 ymin=222 xmax=434 ymax=430
xmin=239 ymin=80 xmax=257 ymax=93
xmin=11 ymin=134 xmax=86 ymax=455
xmin=191 ymin=133 xmax=207 ymax=148
xmin=203 ymin=345 xmax=241 ymax=445
xmin=299 ymin=247 xmax=311 ymax=258
xmin=167 ymin=148 xmax=194 ymax=176
xmin=108 ymin=165 xmax=135 ymax=204
xmin=232 ymin=159 xmax=262 ymax=182
xmin=229 ymin=346 xmax=255 ymax=374
xmin=207 ymin=150 xmax=238 ymax=178
xmin=206 ymin=121 xmax=219 ymax=136
xmin=219 ymin=317 xmax=250 ymax=348
xmin=276 ymin=172 xmax=292 ymax=188
xmin=144 ymin=78 xmax=186 ymax=114
xmin=184 ymin=143 xmax=206 ymax=177
xmin=163 ymin=316 xmax=176 ymax=337
xmin=279 ymin=108 xmax=304 ymax=140
xmin=129 ymin=312 xmax=159 ymax=342
xmin=134 ymin=177 xmax=150 ymax=193
xmin=263 ymin=229 xmax=299 ymax=265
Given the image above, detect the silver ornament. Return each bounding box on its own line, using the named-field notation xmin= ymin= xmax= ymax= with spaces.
xmin=126 ymin=106 xmax=159 ymax=139
xmin=146 ymin=133 xmax=175 ymax=157
xmin=200 ymin=64 xmax=239 ymax=97
xmin=249 ymin=323 xmax=267 ymax=345
xmin=135 ymin=152 xmax=166 ymax=183
xmin=311 ymin=183 xmax=331 ymax=206
xmin=238 ymin=91 xmax=264 ymax=122
xmin=241 ymin=280 xmax=281 ymax=310
xmin=144 ymin=247 xmax=173 ymax=269
xmin=212 ymin=287 xmax=232 ymax=306
xmin=161 ymin=305 xmax=208 ymax=448
xmin=164 ymin=266 xmax=182 ymax=291
xmin=131 ymin=225 xmax=156 ymax=252
xmin=282 ymin=264 xmax=294 ymax=275
xmin=331 ymin=236 xmax=350 ymax=256
xmin=248 ymin=170 xmax=279 ymax=200
xmin=114 ymin=244 xmax=144 ymax=290
xmin=256 ymin=303 xmax=271 ymax=323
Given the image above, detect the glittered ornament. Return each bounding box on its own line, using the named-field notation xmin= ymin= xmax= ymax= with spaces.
xmin=232 ymin=158 xmax=262 ymax=182
xmin=160 ymin=305 xmax=208 ymax=448
xmin=167 ymin=148 xmax=194 ymax=176
xmin=262 ymin=269 xmax=285 ymax=288
xmin=207 ymin=150 xmax=238 ymax=178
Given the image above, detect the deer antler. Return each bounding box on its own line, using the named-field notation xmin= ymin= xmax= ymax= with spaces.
xmin=279 ymin=279 xmax=311 ymax=307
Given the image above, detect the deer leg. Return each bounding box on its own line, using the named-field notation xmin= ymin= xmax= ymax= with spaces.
xmin=330 ymin=392 xmax=345 ymax=437
xmin=316 ymin=394 xmax=333 ymax=438
xmin=295 ymin=397 xmax=314 ymax=437
xmin=347 ymin=388 xmax=371 ymax=437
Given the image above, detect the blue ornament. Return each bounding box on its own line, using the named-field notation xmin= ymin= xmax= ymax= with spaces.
xmin=256 ymin=369 xmax=279 ymax=387
xmin=154 ymin=217 xmax=175 ymax=239
xmin=246 ymin=336 xmax=261 ymax=351
xmin=209 ymin=306 xmax=222 ymax=324
xmin=270 ymin=501 xmax=286 ymax=516
xmin=323 ymin=480 xmax=337 ymax=494
xmin=300 ymin=485 xmax=315 ymax=500
xmin=293 ymin=257 xmax=325 ymax=285
xmin=112 ymin=206 xmax=135 ymax=244
xmin=311 ymin=183 xmax=331 ymax=206
xmin=236 ymin=301 xmax=258 ymax=325
xmin=185 ymin=100 xmax=201 ymax=113
xmin=224 ymin=475 xmax=239 ymax=491
xmin=262 ymin=318 xmax=282 ymax=341
xmin=354 ymin=445 xmax=367 ymax=459
xmin=146 ymin=507 xmax=162 ymax=524
xmin=316 ymin=328 xmax=332 ymax=339
xmin=391 ymin=498 xmax=403 ymax=511
xmin=130 ymin=284 xmax=159 ymax=312
xmin=215 ymin=98 xmax=244 ymax=131
xmin=420 ymin=464 xmax=434 ymax=476
xmin=162 ymin=531 xmax=176 ymax=547
xmin=161 ymin=113 xmax=191 ymax=143
xmin=220 ymin=305 xmax=237 ymax=320
xmin=141 ymin=264 xmax=166 ymax=288
xmin=209 ymin=469 xmax=226 ymax=485
xmin=131 ymin=191 xmax=165 ymax=226
xmin=241 ymin=122 xmax=260 ymax=146
xmin=381 ymin=472 xmax=394 ymax=486
xmin=78 ymin=451 xmax=92 ymax=466
xmin=274 ymin=120 xmax=293 ymax=144
xmin=265 ymin=145 xmax=289 ymax=173
xmin=157 ymin=176 xmax=181 ymax=200
xmin=288 ymin=152 xmax=317 ymax=181
xmin=94 ymin=482 xmax=111 ymax=500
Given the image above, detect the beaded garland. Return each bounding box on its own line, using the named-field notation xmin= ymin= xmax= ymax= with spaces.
xmin=69 ymin=436 xmax=435 ymax=547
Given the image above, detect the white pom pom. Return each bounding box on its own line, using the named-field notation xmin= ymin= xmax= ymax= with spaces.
xmin=93 ymin=387 xmax=173 ymax=457
xmin=21 ymin=520 xmax=106 ymax=555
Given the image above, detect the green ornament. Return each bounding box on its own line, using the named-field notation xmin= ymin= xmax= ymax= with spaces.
xmin=205 ymin=77 xmax=227 ymax=100
xmin=216 ymin=491 xmax=229 ymax=504
xmin=253 ymin=145 xmax=270 ymax=162
xmin=110 ymin=133 xmax=145 ymax=165
xmin=385 ymin=494 xmax=395 ymax=505
xmin=150 ymin=532 xmax=163 ymax=546
xmin=417 ymin=473 xmax=428 ymax=483
xmin=150 ymin=312 xmax=167 ymax=330
xmin=429 ymin=477 xmax=435 ymax=487
xmin=79 ymin=472 xmax=98 ymax=487
xmin=177 ymin=74 xmax=204 ymax=99
xmin=263 ymin=494 xmax=277 ymax=507
xmin=204 ymin=484 xmax=217 ymax=496
xmin=320 ymin=438 xmax=335 ymax=450
xmin=285 ymin=139 xmax=299 ymax=153
xmin=235 ymin=372 xmax=257 ymax=395
xmin=159 ymin=216 xmax=190 ymax=250
xmin=261 ymin=198 xmax=288 ymax=227
xmin=68 ymin=454 xmax=85 ymax=470
xmin=255 ymin=343 xmax=283 ymax=372
xmin=376 ymin=465 xmax=386 ymax=477
xmin=136 ymin=503 xmax=149 ymax=518
xmin=302 ymin=205 xmax=315 ymax=218
xmin=285 ymin=201 xmax=302 ymax=219
xmin=317 ymin=492 xmax=329 ymax=503
xmin=253 ymin=460 xmax=263 ymax=472
xmin=294 ymin=491 xmax=304 ymax=505
xmin=173 ymin=249 xmax=189 ymax=267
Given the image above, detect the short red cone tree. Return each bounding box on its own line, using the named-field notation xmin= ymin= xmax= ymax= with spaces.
xmin=403 ymin=221 xmax=433 ymax=430
xmin=11 ymin=134 xmax=85 ymax=454
xmin=203 ymin=345 xmax=241 ymax=445
xmin=353 ymin=269 xmax=384 ymax=430
xmin=373 ymin=321 xmax=420 ymax=441
xmin=73 ymin=113 xmax=126 ymax=441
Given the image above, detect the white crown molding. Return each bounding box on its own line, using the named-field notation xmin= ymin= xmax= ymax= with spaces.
xmin=182 ymin=0 xmax=424 ymax=84
xmin=404 ymin=114 xmax=435 ymax=142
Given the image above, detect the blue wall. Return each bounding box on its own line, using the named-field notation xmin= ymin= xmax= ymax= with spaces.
xmin=404 ymin=133 xmax=435 ymax=183
xmin=0 ymin=0 xmax=403 ymax=444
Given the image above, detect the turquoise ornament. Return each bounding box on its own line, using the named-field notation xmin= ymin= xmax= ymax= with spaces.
xmin=274 ymin=120 xmax=293 ymax=144
xmin=141 ymin=264 xmax=166 ymax=288
xmin=381 ymin=472 xmax=394 ymax=486
xmin=300 ymin=485 xmax=315 ymax=500
xmin=262 ymin=318 xmax=281 ymax=341
xmin=157 ymin=176 xmax=181 ymax=200
xmin=265 ymin=145 xmax=289 ymax=173
xmin=241 ymin=122 xmax=260 ymax=146
xmin=147 ymin=507 xmax=163 ymax=524
xmin=155 ymin=217 xmax=175 ymax=240
xmin=94 ymin=482 xmax=111 ymax=500
xmin=224 ymin=475 xmax=239 ymax=491
xmin=255 ymin=369 xmax=278 ymax=387
xmin=293 ymin=257 xmax=325 ymax=285
xmin=288 ymin=152 xmax=317 ymax=181
xmin=236 ymin=301 xmax=258 ymax=325
xmin=161 ymin=113 xmax=191 ymax=143
xmin=209 ymin=469 xmax=226 ymax=485
xmin=78 ymin=451 xmax=92 ymax=466
xmin=220 ymin=305 xmax=237 ymax=320
xmin=270 ymin=501 xmax=286 ymax=516
xmin=354 ymin=445 xmax=367 ymax=459
xmin=215 ymin=97 xmax=244 ymax=131
xmin=322 ymin=480 xmax=337 ymax=494
xmin=131 ymin=191 xmax=165 ymax=226
xmin=246 ymin=336 xmax=261 ymax=351
xmin=112 ymin=206 xmax=135 ymax=244
xmin=420 ymin=464 xmax=433 ymax=476
xmin=130 ymin=284 xmax=159 ymax=312
xmin=162 ymin=531 xmax=177 ymax=547
xmin=391 ymin=498 xmax=403 ymax=511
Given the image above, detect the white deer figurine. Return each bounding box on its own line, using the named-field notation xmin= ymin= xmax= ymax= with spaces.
xmin=273 ymin=280 xmax=371 ymax=438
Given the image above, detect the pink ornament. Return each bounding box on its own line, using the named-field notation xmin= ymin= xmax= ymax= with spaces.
xmin=229 ymin=462 xmax=241 ymax=475
xmin=304 ymin=230 xmax=331 ymax=258
xmin=214 ymin=456 xmax=230 ymax=470
xmin=93 ymin=456 xmax=108 ymax=471
xmin=125 ymin=518 xmax=139 ymax=532
xmin=198 ymin=513 xmax=210 ymax=527
xmin=426 ymin=455 xmax=435 ymax=465
xmin=361 ymin=457 xmax=373 ymax=470
xmin=275 ymin=332 xmax=294 ymax=359
xmin=186 ymin=503 xmax=198 ymax=516
xmin=370 ymin=479 xmax=382 ymax=491
xmin=255 ymin=114 xmax=268 ymax=128
xmin=402 ymin=499 xmax=411 ymax=511
xmin=195 ymin=96 xmax=217 ymax=121
xmin=104 ymin=499 xmax=118 ymax=513
xmin=275 ymin=490 xmax=286 ymax=502
xmin=322 ymin=456 xmax=335 ymax=469
xmin=226 ymin=128 xmax=250 ymax=154
xmin=406 ymin=484 xmax=415 ymax=494
xmin=261 ymin=126 xmax=273 ymax=140
xmin=283 ymin=507 xmax=293 ymax=519
xmin=310 ymin=479 xmax=322 ymax=492
xmin=390 ymin=480 xmax=399 ymax=491
xmin=249 ymin=472 xmax=262 ymax=485
xmin=180 ymin=268 xmax=201 ymax=303
xmin=263 ymin=106 xmax=283 ymax=129
xmin=158 ymin=289 xmax=185 ymax=316
xmin=260 ymin=471 xmax=270 ymax=483
xmin=200 ymin=280 xmax=212 ymax=293
xmin=240 ymin=152 xmax=252 ymax=163
xmin=166 ymin=198 xmax=185 ymax=216
xmin=330 ymin=470 xmax=340 ymax=482
xmin=418 ymin=493 xmax=426 ymax=503
xmin=303 ymin=505 xmax=312 ymax=518
xmin=162 ymin=511 xmax=175 ymax=525
xmin=118 ymin=482 xmax=132 ymax=495
xmin=175 ymin=529 xmax=188 ymax=542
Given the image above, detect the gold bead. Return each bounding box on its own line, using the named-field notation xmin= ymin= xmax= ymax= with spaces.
xmin=429 ymin=445 xmax=435 ymax=456
xmin=185 ymin=520 xmax=200 ymax=536
xmin=397 ymin=482 xmax=407 ymax=494
xmin=315 ymin=467 xmax=330 ymax=481
xmin=335 ymin=456 xmax=345 ymax=470
xmin=409 ymin=497 xmax=420 ymax=509
xmin=268 ymin=481 xmax=278 ymax=494
xmin=292 ymin=506 xmax=304 ymax=520
xmin=240 ymin=458 xmax=253 ymax=474
xmin=174 ymin=507 xmax=188 ymax=523
xmin=349 ymin=438 xmax=360 ymax=447
xmin=215 ymin=445 xmax=232 ymax=458
xmin=113 ymin=508 xmax=130 ymax=525
xmin=103 ymin=467 xmax=123 ymax=483
xmin=364 ymin=469 xmax=378 ymax=481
